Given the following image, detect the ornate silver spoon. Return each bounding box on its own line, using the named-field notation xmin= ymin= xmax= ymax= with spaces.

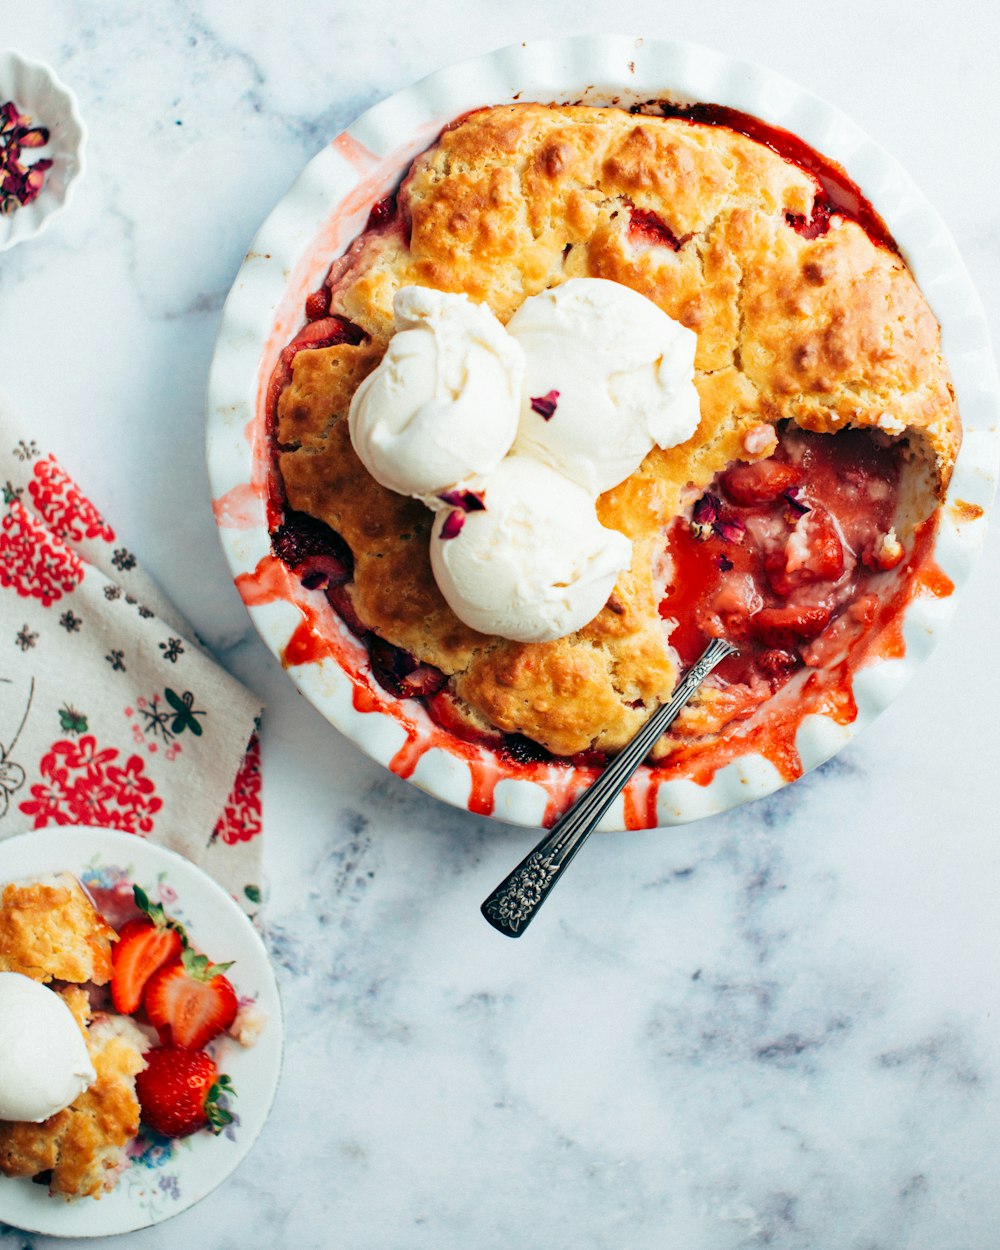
xmin=481 ymin=638 xmax=737 ymax=937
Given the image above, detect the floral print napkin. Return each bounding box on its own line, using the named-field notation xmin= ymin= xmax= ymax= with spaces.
xmin=0 ymin=399 xmax=265 ymax=913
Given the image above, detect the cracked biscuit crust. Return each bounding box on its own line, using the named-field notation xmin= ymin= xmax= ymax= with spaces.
xmin=276 ymin=103 xmax=960 ymax=757
xmin=0 ymin=876 xmax=116 ymax=986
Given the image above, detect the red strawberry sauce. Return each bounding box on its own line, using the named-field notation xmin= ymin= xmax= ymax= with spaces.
xmin=661 ymin=425 xmax=906 ymax=688
xmin=657 ymin=424 xmax=952 ymax=783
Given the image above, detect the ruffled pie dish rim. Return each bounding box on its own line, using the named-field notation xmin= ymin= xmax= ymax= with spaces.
xmin=0 ymin=50 xmax=86 ymax=252
xmin=206 ymin=35 xmax=999 ymax=831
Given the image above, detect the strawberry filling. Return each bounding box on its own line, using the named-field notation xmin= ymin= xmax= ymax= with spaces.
xmin=660 ymin=424 xmax=906 ymax=690
xmin=266 ymin=315 xmax=366 ymax=430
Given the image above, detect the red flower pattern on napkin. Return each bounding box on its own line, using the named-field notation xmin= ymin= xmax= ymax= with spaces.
xmin=0 ymin=500 xmax=85 ymax=606
xmin=19 ymin=733 xmax=163 ymax=833
xmin=212 ymin=731 xmax=261 ymax=846
xmin=28 ymin=458 xmax=116 ymax=544
xmin=0 ymin=417 xmax=264 ymax=909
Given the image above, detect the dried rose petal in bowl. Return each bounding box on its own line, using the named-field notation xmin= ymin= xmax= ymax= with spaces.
xmin=0 ymin=99 xmax=53 ymax=215
xmin=0 ymin=52 xmax=85 ymax=251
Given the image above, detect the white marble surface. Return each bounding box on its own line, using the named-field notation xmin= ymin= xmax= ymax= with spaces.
xmin=1 ymin=2 xmax=999 ymax=1247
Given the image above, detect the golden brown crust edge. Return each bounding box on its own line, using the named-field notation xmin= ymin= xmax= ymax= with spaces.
xmin=0 ymin=878 xmax=117 ymax=986
xmin=275 ymin=103 xmax=961 ymax=756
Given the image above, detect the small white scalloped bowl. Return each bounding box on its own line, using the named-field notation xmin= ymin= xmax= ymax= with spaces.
xmin=0 ymin=51 xmax=86 ymax=251
xmin=206 ymin=36 xmax=1000 ymax=832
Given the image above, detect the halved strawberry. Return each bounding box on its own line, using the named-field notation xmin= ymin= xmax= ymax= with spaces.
xmin=136 ymin=1046 xmax=235 ymax=1138
xmin=721 ymin=459 xmax=804 ymax=506
xmin=326 ymin=583 xmax=369 ymax=637
xmin=144 ymin=948 xmax=238 ymax=1050
xmin=367 ymin=637 xmax=446 ymax=700
xmin=265 ymin=315 xmax=365 ymax=419
xmin=110 ymin=886 xmax=186 ymax=1015
xmin=765 ymin=509 xmax=844 ymax=595
xmin=304 ymin=284 xmax=331 ymax=321
xmin=426 ymin=689 xmax=501 ymax=747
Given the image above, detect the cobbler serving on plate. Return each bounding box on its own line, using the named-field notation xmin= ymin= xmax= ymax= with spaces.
xmin=263 ymin=101 xmax=960 ymax=782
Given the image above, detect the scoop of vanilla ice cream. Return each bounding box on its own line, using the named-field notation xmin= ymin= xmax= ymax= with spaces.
xmin=0 ymin=972 xmax=96 ymax=1122
xmin=429 ymin=456 xmax=632 ymax=643
xmin=348 ymin=286 xmax=524 ymax=501
xmin=508 ymin=278 xmax=701 ymax=495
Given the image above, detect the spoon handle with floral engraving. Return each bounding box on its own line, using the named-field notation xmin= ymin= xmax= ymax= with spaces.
xmin=480 ymin=638 xmax=737 ymax=937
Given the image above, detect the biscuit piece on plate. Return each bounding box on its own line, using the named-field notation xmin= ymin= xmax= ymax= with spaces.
xmin=0 ymin=991 xmax=148 ymax=1200
xmin=0 ymin=874 xmax=117 ymax=985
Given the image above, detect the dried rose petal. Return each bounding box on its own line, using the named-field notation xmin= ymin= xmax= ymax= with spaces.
xmin=713 ymin=516 xmax=747 ymax=544
xmin=690 ymin=491 xmax=720 ymax=540
xmin=784 ymin=487 xmax=810 ymax=516
xmin=2 ymin=169 xmax=26 ymax=201
xmin=439 ymin=510 xmax=465 ymax=540
xmin=0 ymin=99 xmax=51 ymax=211
xmin=0 ymin=102 xmax=31 ymax=131
xmin=0 ymin=99 xmax=51 ymax=214
xmin=693 ymin=493 xmax=720 ymax=525
xmin=15 ymin=127 xmax=48 ymax=149
xmin=529 ymin=390 xmax=560 ymax=420
xmin=716 ymin=554 xmax=734 ymax=572
xmin=22 ymin=168 xmax=47 ymax=204
xmin=437 ymin=488 xmax=485 ymax=513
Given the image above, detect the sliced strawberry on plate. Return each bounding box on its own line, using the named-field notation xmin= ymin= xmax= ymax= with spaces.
xmin=136 ymin=1046 xmax=236 ymax=1138
xmin=144 ymin=948 xmax=239 ymax=1050
xmin=721 ymin=458 xmax=804 ymax=506
xmin=110 ymin=886 xmax=187 ymax=1015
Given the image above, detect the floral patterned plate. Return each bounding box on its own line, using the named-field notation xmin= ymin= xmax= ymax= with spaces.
xmin=0 ymin=826 xmax=283 ymax=1237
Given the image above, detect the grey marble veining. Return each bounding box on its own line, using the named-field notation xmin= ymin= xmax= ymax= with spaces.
xmin=1 ymin=1 xmax=999 ymax=1247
